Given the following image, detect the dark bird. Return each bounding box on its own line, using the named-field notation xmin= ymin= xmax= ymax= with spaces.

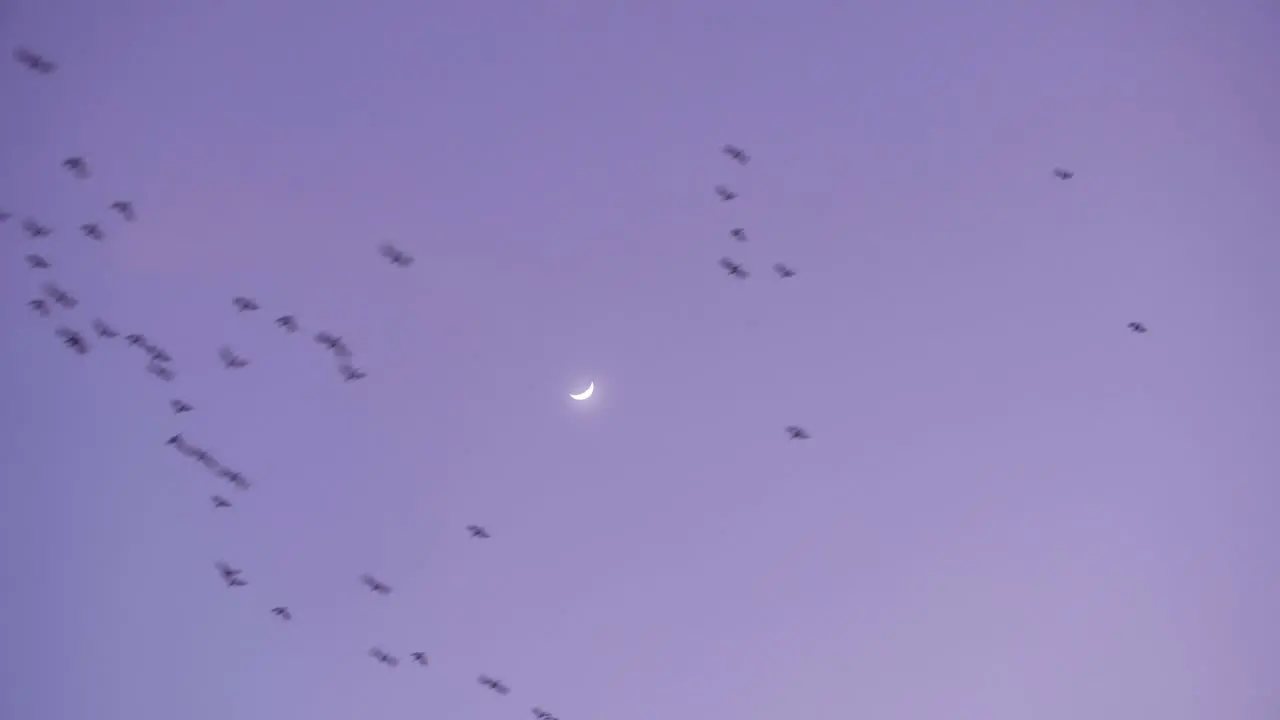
xmin=92 ymin=319 xmax=118 ymax=338
xmin=28 ymin=299 xmax=50 ymax=317
xmin=479 ymin=675 xmax=510 ymax=695
xmin=369 ymin=648 xmax=399 ymax=667
xmin=55 ymin=328 xmax=89 ymax=354
xmin=23 ymin=219 xmax=52 ymax=238
xmin=232 ymin=296 xmax=259 ymax=312
xmin=1052 ymin=168 xmax=1074 ymax=180
xmin=212 ymin=495 xmax=232 ymax=509
xmin=467 ymin=525 xmax=491 ymax=539
xmin=148 ymin=346 xmax=172 ymax=363
xmin=166 ymin=433 xmax=186 ymax=447
xmin=219 ymin=346 xmax=249 ymax=369
xmin=379 ymin=243 xmax=414 ymax=267
xmin=1128 ymin=321 xmax=1148 ymax=334
xmin=109 ymin=201 xmax=136 ymax=221
xmin=339 ymin=363 xmax=367 ymax=382
xmin=146 ymin=362 xmax=175 ymax=381
xmin=715 ymin=185 xmax=738 ymax=201
xmin=216 ymin=561 xmax=246 ymax=587
xmin=270 ymin=606 xmax=292 ymax=621
xmin=42 ymin=283 xmax=77 ymax=309
xmin=63 ymin=157 xmax=90 ymax=178
xmin=80 ymin=223 xmax=104 ymax=240
xmin=722 ymin=145 xmax=750 ymax=164
xmin=773 ymin=263 xmax=796 ymax=279
xmin=785 ymin=425 xmax=811 ymax=440
xmin=730 ymin=228 xmax=747 ymax=241
xmin=14 ymin=48 xmax=55 ymax=73
xmin=360 ymin=574 xmax=392 ymax=595
xmin=198 ymin=453 xmax=221 ymax=471
xmin=125 ymin=333 xmax=147 ymax=347
xmin=171 ymin=399 xmax=194 ymax=414
xmin=275 ymin=315 xmax=298 ymax=332
xmin=25 ymin=254 xmax=50 ymax=269
xmin=410 ymin=652 xmax=429 ymax=666
xmin=719 ymin=257 xmax=749 ymax=279
xmin=533 ymin=709 xmax=558 ymax=720
xmin=315 ymin=332 xmax=352 ymax=358
xmin=220 ymin=470 xmax=250 ymax=491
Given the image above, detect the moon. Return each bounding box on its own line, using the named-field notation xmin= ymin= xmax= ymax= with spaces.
xmin=570 ymin=382 xmax=595 ymax=401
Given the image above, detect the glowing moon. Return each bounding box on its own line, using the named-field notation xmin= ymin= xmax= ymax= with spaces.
xmin=570 ymin=382 xmax=595 ymax=401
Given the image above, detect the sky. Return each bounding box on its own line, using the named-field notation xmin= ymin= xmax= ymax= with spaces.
xmin=2 ymin=1 xmax=1278 ymax=718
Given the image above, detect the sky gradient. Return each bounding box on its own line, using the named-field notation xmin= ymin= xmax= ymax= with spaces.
xmin=2 ymin=1 xmax=1278 ymax=719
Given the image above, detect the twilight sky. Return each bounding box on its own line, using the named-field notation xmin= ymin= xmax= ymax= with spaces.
xmin=2 ymin=1 xmax=1278 ymax=719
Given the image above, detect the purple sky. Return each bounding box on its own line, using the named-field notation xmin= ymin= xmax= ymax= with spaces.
xmin=3 ymin=1 xmax=1278 ymax=718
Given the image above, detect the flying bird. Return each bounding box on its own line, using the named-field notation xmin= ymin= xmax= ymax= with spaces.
xmin=232 ymin=296 xmax=259 ymax=312
xmin=80 ymin=223 xmax=104 ymax=240
xmin=109 ymin=201 xmax=136 ymax=221
xmin=379 ymin=243 xmax=414 ymax=267
xmin=730 ymin=228 xmax=747 ymax=241
xmin=14 ymin=48 xmax=55 ymax=73
xmin=148 ymin=346 xmax=172 ymax=363
xmin=715 ymin=185 xmax=738 ymax=201
xmin=270 ymin=606 xmax=292 ymax=621
xmin=23 ymin=219 xmax=52 ymax=238
xmin=369 ymin=648 xmax=399 ymax=667
xmin=63 ymin=157 xmax=90 ymax=178
xmin=220 ymin=469 xmax=250 ymax=490
xmin=785 ymin=425 xmax=811 ymax=440
xmin=212 ymin=495 xmax=232 ymax=509
xmin=219 ymin=346 xmax=249 ymax=369
xmin=167 ymin=433 xmax=186 ymax=447
xmin=338 ymin=363 xmax=367 ymax=382
xmin=216 ymin=562 xmax=246 ymax=587
xmin=315 ymin=332 xmax=352 ymax=358
xmin=28 ymin=299 xmax=50 ymax=317
xmin=467 ymin=525 xmax=491 ymax=539
xmin=275 ymin=315 xmax=298 ymax=332
xmin=146 ymin=362 xmax=175 ymax=381
xmin=533 ymin=709 xmax=558 ymax=720
xmin=1127 ymin=321 xmax=1148 ymax=334
xmin=55 ymin=328 xmax=89 ymax=354
xmin=360 ymin=574 xmax=392 ymax=595
xmin=773 ymin=263 xmax=796 ymax=279
xmin=1052 ymin=168 xmax=1074 ymax=180
xmin=722 ymin=145 xmax=750 ymax=164
xmin=92 ymin=319 xmax=118 ymax=338
xmin=43 ymin=283 xmax=77 ymax=308
xmin=170 ymin=399 xmax=194 ymax=414
xmin=719 ymin=257 xmax=749 ymax=279
xmin=125 ymin=333 xmax=147 ymax=347
xmin=479 ymin=675 xmax=510 ymax=695
xmin=25 ymin=254 xmax=50 ymax=269
xmin=410 ymin=652 xmax=429 ymax=666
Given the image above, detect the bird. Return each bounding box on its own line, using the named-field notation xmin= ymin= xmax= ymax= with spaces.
xmin=719 ymin=257 xmax=749 ymax=279
xmin=715 ymin=185 xmax=738 ymax=201
xmin=275 ymin=315 xmax=298 ymax=332
xmin=125 ymin=333 xmax=148 ymax=347
xmin=722 ymin=144 xmax=750 ymax=164
xmin=270 ymin=606 xmax=292 ymax=621
xmin=232 ymin=296 xmax=260 ymax=312
xmin=148 ymin=346 xmax=172 ymax=363
xmin=170 ymin=399 xmax=194 ymax=414
xmin=28 ymin=299 xmax=50 ymax=317
xmin=63 ymin=157 xmax=90 ymax=178
xmin=379 ymin=243 xmax=414 ymax=267
xmin=14 ymin=48 xmax=55 ymax=73
xmin=166 ymin=433 xmax=186 ymax=447
xmin=219 ymin=469 xmax=251 ymax=491
xmin=212 ymin=496 xmax=232 ymax=509
xmin=42 ymin=283 xmax=77 ymax=309
xmin=80 ymin=223 xmax=104 ymax=240
xmin=533 ymin=708 xmax=558 ymax=720
xmin=360 ymin=574 xmax=392 ymax=595
xmin=410 ymin=652 xmax=429 ymax=666
xmin=23 ymin=219 xmax=52 ymax=238
xmin=219 ymin=346 xmax=249 ymax=369
xmin=479 ymin=675 xmax=510 ymax=695
xmin=730 ymin=228 xmax=747 ymax=241
xmin=147 ymin=361 xmax=176 ymax=381
xmin=55 ymin=328 xmax=90 ymax=354
xmin=773 ymin=263 xmax=796 ymax=279
xmin=109 ymin=201 xmax=136 ymax=221
xmin=25 ymin=254 xmax=50 ymax=269
xmin=92 ymin=319 xmax=118 ymax=338
xmin=1052 ymin=168 xmax=1074 ymax=180
xmin=338 ymin=363 xmax=367 ymax=382
xmin=1127 ymin=321 xmax=1148 ymax=334
xmin=216 ymin=562 xmax=246 ymax=587
xmin=315 ymin=332 xmax=352 ymax=358
xmin=467 ymin=525 xmax=491 ymax=539
xmin=369 ymin=648 xmax=399 ymax=667
xmin=785 ymin=425 xmax=811 ymax=440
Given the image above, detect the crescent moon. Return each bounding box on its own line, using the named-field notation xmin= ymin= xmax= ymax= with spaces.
xmin=570 ymin=382 xmax=594 ymax=401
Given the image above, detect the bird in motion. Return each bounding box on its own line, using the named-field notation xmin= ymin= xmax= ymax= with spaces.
xmin=479 ymin=675 xmax=511 ymax=695
xmin=232 ymin=296 xmax=260 ymax=312
xmin=467 ymin=525 xmax=491 ymax=539
xmin=773 ymin=263 xmax=796 ymax=279
xmin=369 ymin=648 xmax=399 ymax=667
xmin=28 ymin=299 xmax=50 ymax=317
xmin=730 ymin=228 xmax=747 ymax=241
xmin=360 ymin=574 xmax=392 ymax=595
xmin=1127 ymin=321 xmax=1148 ymax=334
xmin=147 ymin=362 xmax=176 ymax=381
xmin=270 ymin=606 xmax=292 ymax=621
xmin=219 ymin=346 xmax=249 ymax=369
xmin=23 ymin=219 xmax=52 ymax=238
xmin=1052 ymin=167 xmax=1074 ymax=180
xmin=218 ymin=468 xmax=251 ymax=491
xmin=212 ymin=495 xmax=232 ymax=509
xmin=14 ymin=48 xmax=55 ymax=73
xmin=216 ymin=562 xmax=246 ymax=587
xmin=722 ymin=144 xmax=750 ymax=165
xmin=43 ymin=283 xmax=78 ymax=309
xmin=109 ymin=201 xmax=136 ymax=221
xmin=379 ymin=243 xmax=414 ymax=267
xmin=63 ymin=157 xmax=90 ymax=178
xmin=92 ymin=319 xmax=118 ymax=338
xmin=715 ymin=185 xmax=738 ymax=202
xmin=338 ymin=363 xmax=367 ymax=382
xmin=170 ymin=399 xmax=194 ymax=414
xmin=533 ymin=708 xmax=559 ymax=720
xmin=125 ymin=333 xmax=147 ymax=347
xmin=148 ymin=346 xmax=173 ymax=363
xmin=719 ymin=257 xmax=749 ymax=279
xmin=275 ymin=315 xmax=299 ymax=332
xmin=80 ymin=223 xmax=104 ymax=240
xmin=25 ymin=254 xmax=50 ymax=269
xmin=315 ymin=332 xmax=352 ymax=358
xmin=785 ymin=425 xmax=811 ymax=440
xmin=410 ymin=652 xmax=429 ymax=666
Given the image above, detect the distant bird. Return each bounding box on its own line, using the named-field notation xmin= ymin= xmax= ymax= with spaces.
xmin=275 ymin=315 xmax=298 ymax=332
xmin=467 ymin=525 xmax=491 ymax=539
xmin=722 ymin=145 xmax=750 ymax=165
xmin=379 ymin=243 xmax=414 ymax=267
xmin=338 ymin=363 xmax=366 ymax=382
xmin=25 ymin=254 xmax=50 ymax=269
xmin=167 ymin=433 xmax=186 ymax=447
xmin=785 ymin=425 xmax=811 ymax=440
xmin=719 ymin=257 xmax=749 ymax=279
xmin=533 ymin=708 xmax=558 ymax=720
xmin=216 ymin=562 xmax=246 ymax=587
xmin=80 ymin=223 xmax=104 ymax=240
xmin=146 ymin=362 xmax=176 ymax=381
xmin=55 ymin=328 xmax=90 ymax=354
xmin=1127 ymin=321 xmax=1148 ymax=334
xmin=125 ymin=333 xmax=147 ymax=347
xmin=109 ymin=201 xmax=136 ymax=221
xmin=715 ymin=185 xmax=738 ymax=202
xmin=232 ymin=296 xmax=259 ymax=312
xmin=28 ymin=299 xmax=50 ymax=317
xmin=1052 ymin=168 xmax=1074 ymax=180
xmin=730 ymin=228 xmax=747 ymax=241
xmin=479 ymin=675 xmax=510 ymax=695
xmin=773 ymin=263 xmax=796 ymax=279
xmin=171 ymin=399 xmax=194 ymax=414
xmin=315 ymin=332 xmax=351 ymax=358
xmin=270 ymin=606 xmax=292 ymax=621
xmin=198 ymin=454 xmax=220 ymax=471
xmin=92 ymin=319 xmax=118 ymax=338
xmin=410 ymin=652 xmax=429 ymax=666
xmin=43 ymin=283 xmax=77 ymax=308
xmin=14 ymin=48 xmax=55 ymax=73
xmin=148 ymin=346 xmax=172 ymax=363
xmin=23 ymin=219 xmax=52 ymax=238
xmin=369 ymin=648 xmax=399 ymax=667
xmin=360 ymin=574 xmax=392 ymax=595
xmin=0 ymin=211 xmax=11 ymax=222
xmin=219 ymin=346 xmax=249 ymax=369
xmin=63 ymin=157 xmax=90 ymax=178
xmin=219 ymin=469 xmax=250 ymax=491
xmin=212 ymin=495 xmax=232 ymax=509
